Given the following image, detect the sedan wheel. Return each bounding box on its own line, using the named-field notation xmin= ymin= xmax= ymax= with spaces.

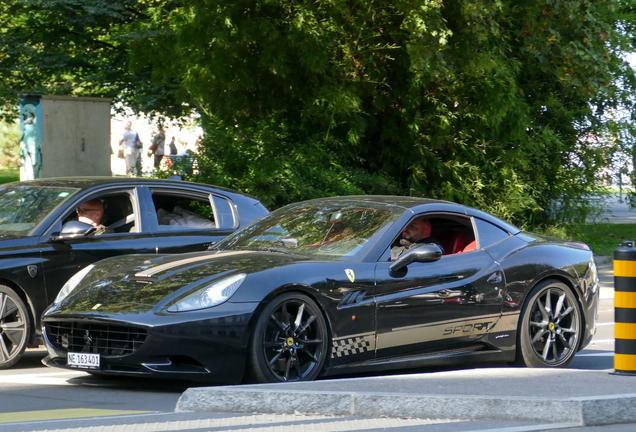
xmin=248 ymin=292 xmax=328 ymax=383
xmin=0 ymin=286 xmax=30 ymax=369
xmin=515 ymin=280 xmax=580 ymax=368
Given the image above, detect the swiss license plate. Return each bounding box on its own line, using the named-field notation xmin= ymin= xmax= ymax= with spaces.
xmin=67 ymin=352 xmax=100 ymax=369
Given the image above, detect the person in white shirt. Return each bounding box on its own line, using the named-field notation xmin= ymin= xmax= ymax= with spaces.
xmin=119 ymin=121 xmax=140 ymax=177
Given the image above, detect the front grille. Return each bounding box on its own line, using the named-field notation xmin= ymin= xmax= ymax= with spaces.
xmin=45 ymin=321 xmax=147 ymax=357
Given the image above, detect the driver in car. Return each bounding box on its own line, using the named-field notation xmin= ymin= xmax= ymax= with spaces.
xmin=77 ymin=199 xmax=114 ymax=235
xmin=390 ymin=218 xmax=445 ymax=260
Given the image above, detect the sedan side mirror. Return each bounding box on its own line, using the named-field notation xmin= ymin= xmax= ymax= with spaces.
xmin=52 ymin=221 xmax=97 ymax=242
xmin=389 ymin=244 xmax=442 ymax=272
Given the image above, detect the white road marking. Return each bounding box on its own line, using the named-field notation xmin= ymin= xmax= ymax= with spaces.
xmin=0 ymin=371 xmax=87 ymax=385
xmin=590 ymin=339 xmax=615 ymax=344
xmin=577 ymin=352 xmax=615 ymax=357
xmin=596 ymin=322 xmax=614 ymax=326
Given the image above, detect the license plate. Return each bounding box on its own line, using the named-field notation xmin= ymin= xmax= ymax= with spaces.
xmin=67 ymin=352 xmax=100 ymax=369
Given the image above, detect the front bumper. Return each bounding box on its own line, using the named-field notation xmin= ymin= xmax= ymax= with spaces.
xmin=41 ymin=302 xmax=259 ymax=384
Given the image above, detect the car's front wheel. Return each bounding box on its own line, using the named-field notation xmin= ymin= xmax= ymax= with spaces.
xmin=514 ymin=280 xmax=581 ymax=368
xmin=0 ymin=285 xmax=30 ymax=369
xmin=248 ymin=292 xmax=328 ymax=383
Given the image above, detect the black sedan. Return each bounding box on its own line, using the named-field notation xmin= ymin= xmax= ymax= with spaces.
xmin=0 ymin=177 xmax=268 ymax=368
xmin=41 ymin=196 xmax=599 ymax=383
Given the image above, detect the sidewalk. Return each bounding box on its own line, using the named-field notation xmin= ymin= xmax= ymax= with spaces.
xmin=175 ymin=258 xmax=626 ymax=427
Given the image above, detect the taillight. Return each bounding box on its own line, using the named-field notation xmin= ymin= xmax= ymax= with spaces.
xmin=564 ymin=241 xmax=591 ymax=251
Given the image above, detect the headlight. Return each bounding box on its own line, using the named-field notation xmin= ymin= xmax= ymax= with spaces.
xmin=167 ymin=273 xmax=246 ymax=312
xmin=54 ymin=264 xmax=95 ymax=304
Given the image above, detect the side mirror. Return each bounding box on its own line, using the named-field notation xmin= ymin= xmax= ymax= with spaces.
xmin=52 ymin=221 xmax=97 ymax=242
xmin=389 ymin=244 xmax=442 ymax=272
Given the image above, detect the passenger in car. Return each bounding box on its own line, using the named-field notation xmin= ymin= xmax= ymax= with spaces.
xmin=77 ymin=199 xmax=114 ymax=235
xmin=390 ymin=218 xmax=445 ymax=260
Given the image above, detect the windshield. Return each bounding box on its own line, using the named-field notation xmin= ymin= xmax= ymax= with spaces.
xmin=0 ymin=186 xmax=80 ymax=235
xmin=215 ymin=201 xmax=404 ymax=261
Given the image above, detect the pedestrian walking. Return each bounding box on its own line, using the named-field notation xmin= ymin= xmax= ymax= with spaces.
xmin=118 ymin=121 xmax=141 ymax=177
xmin=148 ymin=126 xmax=166 ymax=170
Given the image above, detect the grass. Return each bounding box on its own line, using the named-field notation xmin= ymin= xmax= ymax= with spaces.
xmin=0 ymin=168 xmax=19 ymax=184
xmin=572 ymin=223 xmax=636 ymax=257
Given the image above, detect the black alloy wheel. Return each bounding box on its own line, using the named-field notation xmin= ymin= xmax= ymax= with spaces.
xmin=514 ymin=280 xmax=581 ymax=368
xmin=248 ymin=292 xmax=328 ymax=383
xmin=0 ymin=285 xmax=30 ymax=369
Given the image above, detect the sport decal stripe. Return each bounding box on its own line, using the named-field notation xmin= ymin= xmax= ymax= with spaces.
xmin=377 ymin=313 xmax=515 ymax=351
xmin=615 ymin=323 xmax=636 ymax=340
xmin=615 ymin=292 xmax=636 ymax=309
xmin=135 ymin=251 xmax=251 ymax=277
xmin=615 ymin=353 xmax=636 ymax=371
xmin=0 ymin=409 xmax=153 ymax=424
xmin=614 ymin=260 xmax=636 ymax=278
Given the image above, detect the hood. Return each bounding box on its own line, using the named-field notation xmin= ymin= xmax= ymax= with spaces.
xmin=54 ymin=250 xmax=306 ymax=315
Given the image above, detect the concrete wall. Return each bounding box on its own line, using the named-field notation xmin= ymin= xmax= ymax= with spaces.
xmin=40 ymin=95 xmax=112 ymax=178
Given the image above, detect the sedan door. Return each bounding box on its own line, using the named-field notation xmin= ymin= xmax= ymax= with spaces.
xmin=373 ymin=214 xmax=505 ymax=360
xmin=39 ymin=186 xmax=157 ymax=305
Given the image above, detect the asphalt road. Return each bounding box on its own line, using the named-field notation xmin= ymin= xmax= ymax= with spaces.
xmin=0 ymin=292 xmax=621 ymax=432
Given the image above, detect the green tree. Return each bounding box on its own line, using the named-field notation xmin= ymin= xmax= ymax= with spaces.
xmin=2 ymin=0 xmax=635 ymax=225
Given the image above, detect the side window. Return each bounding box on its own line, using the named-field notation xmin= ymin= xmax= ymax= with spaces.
xmin=151 ymin=189 xmax=217 ymax=231
xmin=62 ymin=192 xmax=137 ymax=234
xmin=383 ymin=214 xmax=477 ymax=261
xmin=474 ymin=218 xmax=510 ymax=248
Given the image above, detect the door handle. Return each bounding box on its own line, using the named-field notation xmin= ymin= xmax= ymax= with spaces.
xmin=487 ymin=272 xmax=502 ymax=284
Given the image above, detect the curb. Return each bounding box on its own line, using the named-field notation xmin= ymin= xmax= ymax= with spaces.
xmin=176 ymin=388 xmax=636 ymax=426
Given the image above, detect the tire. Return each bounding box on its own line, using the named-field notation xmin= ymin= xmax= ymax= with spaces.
xmin=514 ymin=280 xmax=581 ymax=368
xmin=247 ymin=292 xmax=329 ymax=383
xmin=0 ymin=285 xmax=31 ymax=369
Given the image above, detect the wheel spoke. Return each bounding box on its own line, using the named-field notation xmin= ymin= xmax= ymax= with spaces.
xmin=0 ymin=294 xmax=5 ymax=319
xmin=555 ymin=306 xmax=574 ymax=323
xmin=293 ymin=303 xmax=305 ymax=331
xmin=281 ymin=303 xmax=291 ymax=327
xmin=298 ymin=315 xmax=316 ymax=335
xmin=270 ymin=314 xmax=288 ymax=333
xmin=544 ymin=289 xmax=552 ymax=315
xmin=530 ymin=319 xmax=547 ymax=329
xmin=283 ymin=357 xmax=292 ymax=381
xmin=531 ymin=328 xmax=546 ymax=344
xmin=263 ymin=341 xmax=282 ymax=349
xmin=0 ymin=338 xmax=10 ymax=361
xmin=541 ymin=337 xmax=553 ymax=361
xmin=267 ymin=350 xmax=283 ymax=367
xmin=301 ymin=339 xmax=323 ymax=345
xmin=558 ymin=333 xmax=572 ymax=350
xmin=561 ymin=326 xmax=577 ymax=335
xmin=536 ymin=299 xmax=549 ymax=321
xmin=300 ymin=348 xmax=319 ymax=364
xmin=554 ymin=293 xmax=566 ymax=319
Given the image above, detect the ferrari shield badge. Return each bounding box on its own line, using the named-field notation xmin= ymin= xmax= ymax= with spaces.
xmin=27 ymin=265 xmax=37 ymax=278
xmin=345 ymin=269 xmax=355 ymax=283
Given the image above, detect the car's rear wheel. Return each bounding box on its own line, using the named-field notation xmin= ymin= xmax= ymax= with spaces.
xmin=514 ymin=280 xmax=581 ymax=368
xmin=0 ymin=285 xmax=30 ymax=369
xmin=248 ymin=292 xmax=328 ymax=383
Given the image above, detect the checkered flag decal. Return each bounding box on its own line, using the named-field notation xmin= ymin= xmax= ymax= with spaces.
xmin=331 ymin=334 xmax=373 ymax=358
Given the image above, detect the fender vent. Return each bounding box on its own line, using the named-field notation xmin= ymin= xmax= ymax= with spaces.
xmin=339 ymin=290 xmax=367 ymax=307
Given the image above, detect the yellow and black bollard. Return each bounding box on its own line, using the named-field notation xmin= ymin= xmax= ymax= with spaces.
xmin=614 ymin=240 xmax=636 ymax=375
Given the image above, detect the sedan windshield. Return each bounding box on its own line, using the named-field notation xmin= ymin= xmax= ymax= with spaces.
xmin=215 ymin=201 xmax=404 ymax=260
xmin=0 ymin=186 xmax=80 ymax=234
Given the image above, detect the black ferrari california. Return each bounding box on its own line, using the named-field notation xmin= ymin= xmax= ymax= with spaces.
xmin=41 ymin=196 xmax=599 ymax=383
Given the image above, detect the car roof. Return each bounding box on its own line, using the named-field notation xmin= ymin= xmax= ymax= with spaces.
xmin=298 ymin=195 xmax=459 ymax=209
xmin=1 ymin=177 xmax=258 ymax=199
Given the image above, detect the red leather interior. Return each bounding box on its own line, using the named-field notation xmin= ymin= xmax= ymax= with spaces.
xmin=462 ymin=240 xmax=477 ymax=253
